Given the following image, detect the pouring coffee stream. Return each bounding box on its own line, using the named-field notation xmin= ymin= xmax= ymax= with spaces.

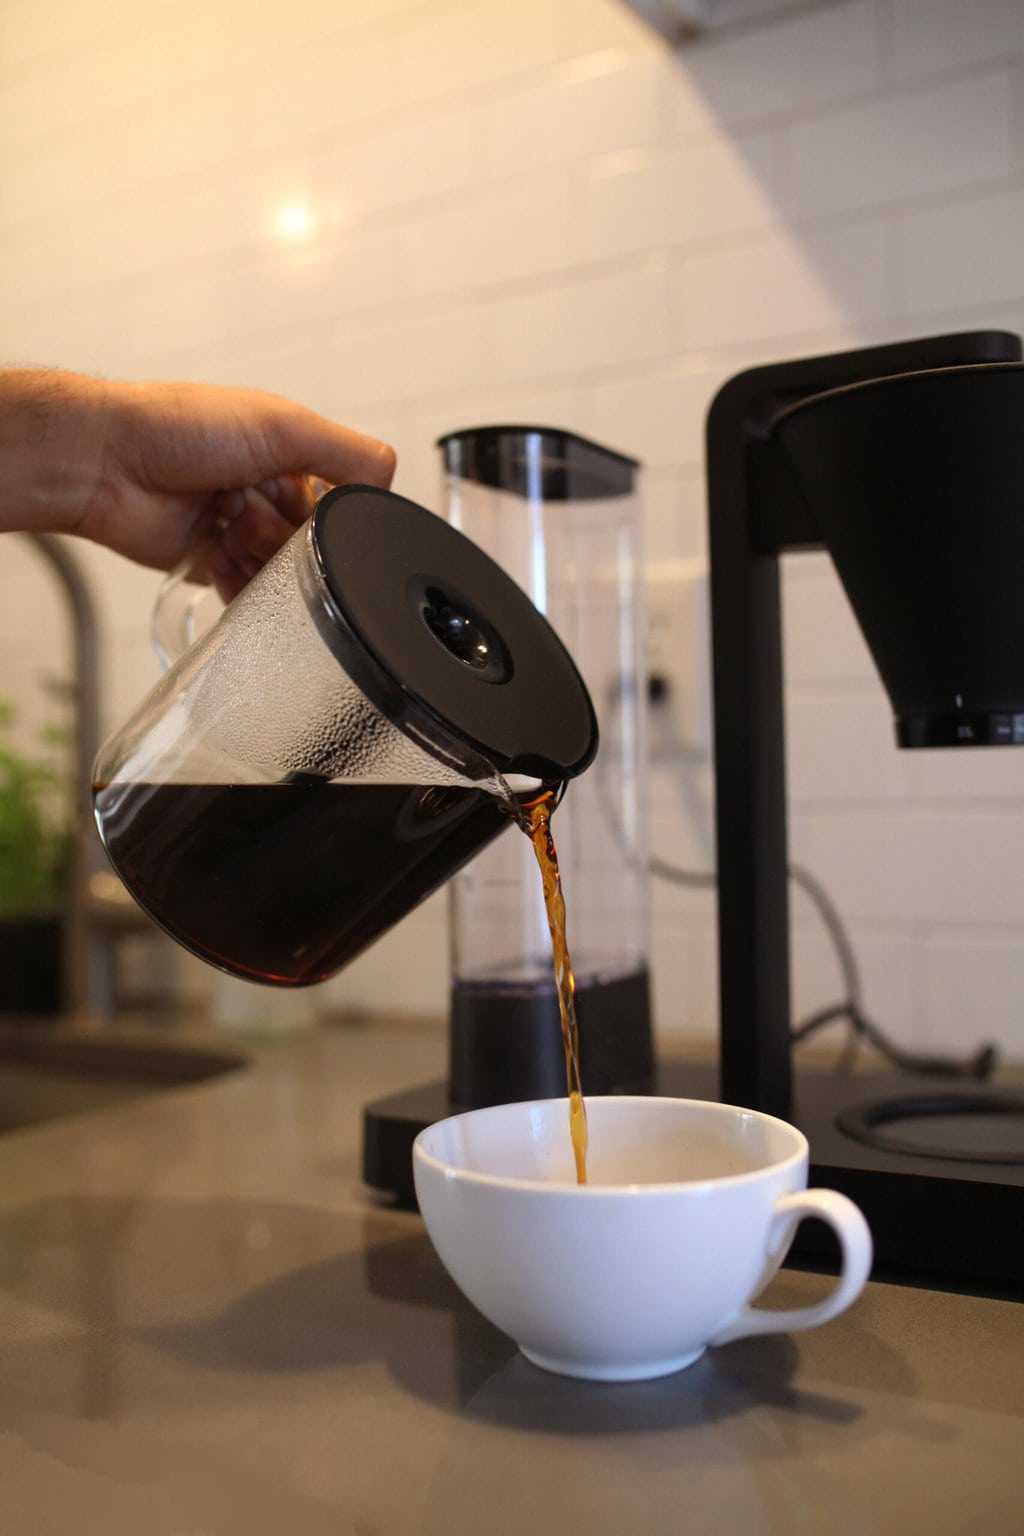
xmin=518 ymin=789 xmax=588 ymax=1182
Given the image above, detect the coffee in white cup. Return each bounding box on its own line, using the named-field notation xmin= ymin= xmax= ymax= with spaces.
xmin=413 ymin=1095 xmax=872 ymax=1382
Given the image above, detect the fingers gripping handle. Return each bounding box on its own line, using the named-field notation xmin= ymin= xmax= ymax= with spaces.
xmin=711 ymin=1190 xmax=873 ymax=1347
xmin=151 ymin=476 xmax=332 ymax=672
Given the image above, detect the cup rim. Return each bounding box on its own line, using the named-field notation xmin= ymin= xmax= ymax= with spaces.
xmin=412 ymin=1094 xmax=809 ymax=1196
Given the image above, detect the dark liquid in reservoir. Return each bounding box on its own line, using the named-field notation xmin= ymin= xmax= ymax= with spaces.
xmin=93 ymin=780 xmax=509 ymax=985
xmin=449 ymin=966 xmax=652 ymax=1106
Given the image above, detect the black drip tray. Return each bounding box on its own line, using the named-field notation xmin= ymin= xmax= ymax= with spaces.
xmin=836 ymin=1091 xmax=1024 ymax=1164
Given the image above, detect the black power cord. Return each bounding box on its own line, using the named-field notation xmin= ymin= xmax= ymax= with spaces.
xmin=648 ymin=852 xmax=998 ymax=1082
xmin=609 ymin=671 xmax=1000 ymax=1082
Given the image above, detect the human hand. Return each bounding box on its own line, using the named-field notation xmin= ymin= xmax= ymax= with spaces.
xmin=0 ymin=370 xmax=396 ymax=600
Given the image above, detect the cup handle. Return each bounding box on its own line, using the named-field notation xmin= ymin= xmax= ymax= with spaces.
xmin=710 ymin=1189 xmax=873 ymax=1347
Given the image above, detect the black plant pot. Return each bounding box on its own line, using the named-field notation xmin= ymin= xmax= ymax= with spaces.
xmin=0 ymin=916 xmax=64 ymax=1016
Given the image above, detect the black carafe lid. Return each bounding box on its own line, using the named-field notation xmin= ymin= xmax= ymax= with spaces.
xmin=309 ymin=485 xmax=598 ymax=781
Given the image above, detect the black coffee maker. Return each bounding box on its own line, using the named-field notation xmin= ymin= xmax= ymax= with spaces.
xmin=694 ymin=329 xmax=1024 ymax=1290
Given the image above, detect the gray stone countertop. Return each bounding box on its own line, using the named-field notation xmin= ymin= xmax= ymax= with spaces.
xmin=0 ymin=1017 xmax=1021 ymax=1536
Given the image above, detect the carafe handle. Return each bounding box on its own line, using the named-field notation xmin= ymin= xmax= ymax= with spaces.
xmin=151 ymin=538 xmax=225 ymax=671
xmin=151 ymin=477 xmax=331 ymax=671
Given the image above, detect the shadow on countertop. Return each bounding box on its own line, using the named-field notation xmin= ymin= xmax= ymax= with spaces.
xmin=0 ymin=1193 xmax=915 ymax=1442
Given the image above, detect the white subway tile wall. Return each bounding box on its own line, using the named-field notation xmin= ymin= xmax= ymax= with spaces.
xmin=1 ymin=0 xmax=1023 ymax=1062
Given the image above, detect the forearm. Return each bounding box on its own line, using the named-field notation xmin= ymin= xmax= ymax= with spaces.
xmin=0 ymin=368 xmax=112 ymax=537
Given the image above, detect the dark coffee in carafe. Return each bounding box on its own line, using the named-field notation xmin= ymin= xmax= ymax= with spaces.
xmin=93 ymin=779 xmax=511 ymax=985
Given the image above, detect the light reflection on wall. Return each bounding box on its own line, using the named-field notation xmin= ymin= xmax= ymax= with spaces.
xmin=271 ymin=197 xmax=321 ymax=246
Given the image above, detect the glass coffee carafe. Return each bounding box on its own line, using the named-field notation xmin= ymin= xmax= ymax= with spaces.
xmin=92 ymin=485 xmax=597 ymax=987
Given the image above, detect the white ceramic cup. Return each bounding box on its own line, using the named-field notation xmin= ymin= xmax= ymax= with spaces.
xmin=413 ymin=1096 xmax=873 ymax=1382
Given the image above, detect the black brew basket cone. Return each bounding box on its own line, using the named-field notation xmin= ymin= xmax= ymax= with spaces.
xmin=773 ymin=362 xmax=1024 ymax=748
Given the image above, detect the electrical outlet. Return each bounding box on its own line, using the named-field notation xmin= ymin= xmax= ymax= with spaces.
xmin=644 ymin=559 xmax=710 ymax=758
